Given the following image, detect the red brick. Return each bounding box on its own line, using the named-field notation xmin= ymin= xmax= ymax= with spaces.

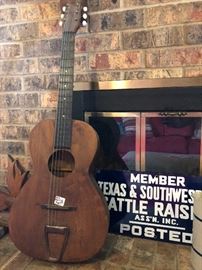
xmin=90 ymin=9 xmax=143 ymax=32
xmin=123 ymin=0 xmax=177 ymax=6
xmin=45 ymin=74 xmax=59 ymax=90
xmin=184 ymin=67 xmax=202 ymax=78
xmin=0 ymin=110 xmax=9 ymax=124
xmin=75 ymin=71 xmax=121 ymax=82
xmin=19 ymin=93 xmax=39 ymax=108
xmin=9 ymin=23 xmax=39 ymax=41
xmin=39 ymin=20 xmax=61 ymax=38
xmin=75 ymin=36 xmax=88 ymax=53
xmin=23 ymin=75 xmax=45 ymax=92
xmin=122 ymin=26 xmax=183 ymax=49
xmin=145 ymin=2 xmax=202 ymax=27
xmin=90 ymin=53 xmax=110 ymax=69
xmin=0 ymin=23 xmax=38 ymax=42
xmin=89 ymin=0 xmax=120 ymax=12
xmin=0 ymin=0 xmax=27 ymax=5
xmin=0 ymin=8 xmax=20 ymax=24
xmin=124 ymin=68 xmax=183 ymax=80
xmin=0 ymin=77 xmax=22 ymax=92
xmin=145 ymin=5 xmax=180 ymax=27
xmin=0 ymin=59 xmax=38 ymax=75
xmin=0 ymin=126 xmax=31 ymax=140
xmin=24 ymin=110 xmax=41 ymax=124
xmin=41 ymin=109 xmax=56 ymax=120
xmin=42 ymin=38 xmax=62 ymax=57
xmin=74 ymin=55 xmax=88 ymax=72
xmin=146 ymin=47 xmax=202 ymax=68
xmin=0 ymin=141 xmax=25 ymax=155
xmin=0 ymin=93 xmax=19 ymax=108
xmin=188 ymin=2 xmax=202 ymax=22
xmin=23 ymin=39 xmax=61 ymax=57
xmin=8 ymin=110 xmax=25 ymax=124
xmin=20 ymin=2 xmax=60 ymax=21
xmin=41 ymin=91 xmax=57 ymax=108
xmin=89 ymin=51 xmax=144 ymax=70
xmin=184 ymin=24 xmax=202 ymax=45
xmin=0 ymin=44 xmax=21 ymax=58
xmin=38 ymin=57 xmax=60 ymax=73
xmin=76 ymin=33 xmax=120 ymax=53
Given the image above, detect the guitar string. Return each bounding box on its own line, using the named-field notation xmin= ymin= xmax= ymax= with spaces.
xmin=59 ymin=31 xmax=69 ymax=223
xmin=54 ymin=31 xmax=74 ymax=226
xmin=48 ymin=31 xmax=67 ymax=227
xmin=54 ymin=31 xmax=69 ymax=226
xmin=48 ymin=31 xmax=75 ymax=226
xmin=54 ymin=32 xmax=66 ymax=226
xmin=58 ymin=32 xmax=75 ymax=226
xmin=55 ymin=31 xmax=70 ymax=226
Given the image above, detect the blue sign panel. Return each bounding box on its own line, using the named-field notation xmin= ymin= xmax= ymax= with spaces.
xmin=95 ymin=170 xmax=202 ymax=245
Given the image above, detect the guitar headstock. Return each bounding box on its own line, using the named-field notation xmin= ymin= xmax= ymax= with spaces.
xmin=59 ymin=0 xmax=88 ymax=32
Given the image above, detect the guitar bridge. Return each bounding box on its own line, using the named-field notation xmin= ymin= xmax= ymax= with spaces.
xmin=40 ymin=204 xmax=77 ymax=211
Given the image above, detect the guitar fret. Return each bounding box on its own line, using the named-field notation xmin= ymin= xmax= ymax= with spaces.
xmin=59 ymin=79 xmax=73 ymax=81
xmin=58 ymin=91 xmax=72 ymax=96
xmin=60 ymin=60 xmax=74 ymax=64
xmin=59 ymin=79 xmax=73 ymax=82
xmin=58 ymin=90 xmax=72 ymax=94
xmin=59 ymin=86 xmax=73 ymax=90
xmin=59 ymin=84 xmax=73 ymax=88
xmin=54 ymin=31 xmax=75 ymax=149
xmin=60 ymin=57 xmax=74 ymax=60
xmin=59 ymin=81 xmax=73 ymax=85
xmin=60 ymin=72 xmax=73 ymax=76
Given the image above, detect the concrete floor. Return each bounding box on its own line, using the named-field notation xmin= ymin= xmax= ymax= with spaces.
xmin=0 ymin=234 xmax=194 ymax=270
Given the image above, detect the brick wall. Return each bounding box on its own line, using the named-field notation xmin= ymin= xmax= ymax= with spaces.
xmin=0 ymin=0 xmax=201 ymax=183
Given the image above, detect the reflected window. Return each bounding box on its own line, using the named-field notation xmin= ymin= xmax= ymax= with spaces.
xmin=145 ymin=116 xmax=201 ymax=176
xmin=86 ymin=113 xmax=139 ymax=170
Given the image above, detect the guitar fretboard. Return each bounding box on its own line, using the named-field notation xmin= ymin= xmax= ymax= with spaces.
xmin=54 ymin=32 xmax=75 ymax=149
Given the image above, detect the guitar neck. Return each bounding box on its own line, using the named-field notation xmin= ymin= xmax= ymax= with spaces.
xmin=54 ymin=31 xmax=76 ymax=149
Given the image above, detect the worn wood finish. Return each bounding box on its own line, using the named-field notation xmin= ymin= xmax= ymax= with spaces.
xmin=9 ymin=119 xmax=109 ymax=262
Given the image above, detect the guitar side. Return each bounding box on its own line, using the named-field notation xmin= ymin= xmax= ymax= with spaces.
xmin=9 ymin=119 xmax=109 ymax=262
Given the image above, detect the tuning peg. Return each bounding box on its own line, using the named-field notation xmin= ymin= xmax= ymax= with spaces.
xmin=82 ymin=13 xmax=88 ymax=20
xmin=62 ymin=5 xmax=67 ymax=12
xmin=60 ymin=13 xmax=64 ymax=19
xmin=81 ymin=6 xmax=88 ymax=27
xmin=82 ymin=20 xmax=88 ymax=26
xmin=59 ymin=20 xmax=63 ymax=27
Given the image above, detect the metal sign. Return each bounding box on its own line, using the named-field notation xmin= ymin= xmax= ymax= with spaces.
xmin=96 ymin=170 xmax=202 ymax=245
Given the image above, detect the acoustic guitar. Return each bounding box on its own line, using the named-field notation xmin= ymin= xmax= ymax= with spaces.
xmin=9 ymin=0 xmax=109 ymax=263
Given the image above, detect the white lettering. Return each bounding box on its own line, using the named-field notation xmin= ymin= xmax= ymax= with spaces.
xmin=130 ymin=173 xmax=186 ymax=187
xmin=120 ymin=224 xmax=190 ymax=243
xmin=169 ymin=231 xmax=181 ymax=242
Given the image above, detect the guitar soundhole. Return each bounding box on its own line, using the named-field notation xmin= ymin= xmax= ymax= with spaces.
xmin=48 ymin=150 xmax=75 ymax=177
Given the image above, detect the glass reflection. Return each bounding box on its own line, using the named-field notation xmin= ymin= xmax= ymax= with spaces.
xmin=88 ymin=116 xmax=136 ymax=170
xmin=145 ymin=117 xmax=201 ymax=176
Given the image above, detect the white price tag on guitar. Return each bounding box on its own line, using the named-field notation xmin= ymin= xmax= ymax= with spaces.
xmin=54 ymin=196 xmax=66 ymax=207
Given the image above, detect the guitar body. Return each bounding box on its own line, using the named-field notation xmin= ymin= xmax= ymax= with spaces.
xmin=9 ymin=119 xmax=109 ymax=262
